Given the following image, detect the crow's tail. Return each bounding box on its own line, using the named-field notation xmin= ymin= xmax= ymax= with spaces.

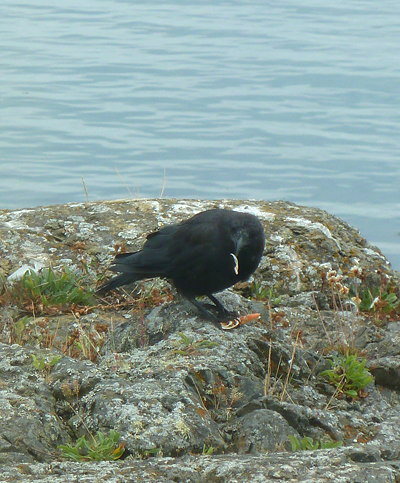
xmin=96 ymin=252 xmax=140 ymax=294
xmin=96 ymin=249 xmax=166 ymax=295
xmin=96 ymin=250 xmax=156 ymax=295
xmin=96 ymin=273 xmax=139 ymax=295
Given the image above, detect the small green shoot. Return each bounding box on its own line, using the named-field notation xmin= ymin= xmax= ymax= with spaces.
xmin=320 ymin=354 xmax=374 ymax=399
xmin=137 ymin=447 xmax=162 ymax=458
xmin=31 ymin=353 xmax=62 ymax=372
xmin=288 ymin=435 xmax=342 ymax=451
xmin=12 ymin=316 xmax=33 ymax=343
xmin=172 ymin=332 xmax=218 ymax=355
xmin=202 ymin=444 xmax=215 ymax=455
xmin=58 ymin=430 xmax=125 ymax=461
xmin=248 ymin=282 xmax=282 ymax=306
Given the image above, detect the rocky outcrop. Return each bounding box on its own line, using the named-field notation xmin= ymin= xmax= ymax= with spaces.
xmin=0 ymin=199 xmax=399 ymax=482
xmin=0 ymin=198 xmax=392 ymax=292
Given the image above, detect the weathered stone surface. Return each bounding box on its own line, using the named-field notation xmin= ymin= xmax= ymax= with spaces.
xmin=0 ymin=344 xmax=68 ymax=464
xmin=368 ymin=357 xmax=400 ymax=390
xmin=0 ymin=198 xmax=400 ymax=481
xmin=0 ymin=452 xmax=398 ymax=482
xmin=226 ymin=408 xmax=298 ymax=453
xmin=0 ymin=198 xmax=394 ymax=294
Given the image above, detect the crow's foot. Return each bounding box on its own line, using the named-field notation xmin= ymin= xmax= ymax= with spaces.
xmin=185 ymin=296 xmax=239 ymax=328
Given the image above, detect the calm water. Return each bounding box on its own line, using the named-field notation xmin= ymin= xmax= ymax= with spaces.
xmin=1 ymin=1 xmax=400 ymax=268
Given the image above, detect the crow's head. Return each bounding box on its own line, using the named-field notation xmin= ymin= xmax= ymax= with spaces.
xmin=227 ymin=215 xmax=265 ymax=277
xmin=232 ymin=227 xmax=251 ymax=254
xmin=229 ymin=227 xmax=251 ymax=275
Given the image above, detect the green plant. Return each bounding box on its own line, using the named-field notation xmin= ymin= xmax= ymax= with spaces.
xmin=5 ymin=267 xmax=95 ymax=312
xmin=12 ymin=315 xmax=33 ymax=343
xmin=320 ymin=354 xmax=374 ymax=399
xmin=202 ymin=444 xmax=215 ymax=455
xmin=357 ymin=287 xmax=400 ymax=314
xmin=58 ymin=430 xmax=125 ymax=461
xmin=172 ymin=332 xmax=218 ymax=355
xmin=248 ymin=282 xmax=281 ymax=305
xmin=249 ymin=281 xmax=269 ymax=300
xmin=288 ymin=435 xmax=342 ymax=451
xmin=137 ymin=447 xmax=162 ymax=458
xmin=31 ymin=353 xmax=62 ymax=372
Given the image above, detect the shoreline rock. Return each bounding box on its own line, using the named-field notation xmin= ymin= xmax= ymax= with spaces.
xmin=0 ymin=199 xmax=399 ymax=482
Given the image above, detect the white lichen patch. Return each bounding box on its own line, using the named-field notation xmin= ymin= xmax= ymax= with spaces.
xmin=88 ymin=204 xmax=113 ymax=214
xmin=274 ymin=245 xmax=303 ymax=291
xmin=63 ymin=220 xmax=96 ymax=239
xmin=77 ymin=222 xmax=97 ymax=237
xmin=155 ymin=201 xmax=207 ymax=225
xmin=113 ymin=401 xmax=142 ymax=423
xmin=270 ymin=264 xmax=281 ymax=272
xmin=170 ymin=201 xmax=209 ymax=216
xmin=304 ymin=266 xmax=321 ymax=289
xmin=118 ymin=227 xmax=141 ymax=240
xmin=141 ymin=200 xmax=161 ymax=212
xmin=0 ymin=209 xmax=35 ymax=230
xmin=286 ymin=216 xmax=341 ymax=250
xmin=12 ymin=240 xmax=49 ymax=268
xmin=234 ymin=204 xmax=276 ymax=221
xmin=363 ymin=246 xmax=389 ymax=262
xmin=319 ymin=262 xmax=333 ymax=271
xmin=270 ymin=234 xmax=284 ymax=243
xmin=68 ymin=216 xmax=85 ymax=223
xmin=67 ymin=203 xmax=86 ymax=208
xmin=57 ymin=258 xmax=73 ymax=266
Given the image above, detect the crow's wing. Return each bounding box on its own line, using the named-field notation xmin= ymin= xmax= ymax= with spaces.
xmin=165 ymin=217 xmax=232 ymax=275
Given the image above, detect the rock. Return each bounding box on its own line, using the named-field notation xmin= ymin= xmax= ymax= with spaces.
xmin=368 ymin=357 xmax=400 ymax=390
xmin=0 ymin=344 xmax=69 ymax=464
xmin=0 ymin=199 xmax=395 ymax=294
xmin=0 ymin=198 xmax=400 ymax=481
xmin=226 ymin=408 xmax=299 ymax=453
xmin=0 ymin=452 xmax=398 ymax=482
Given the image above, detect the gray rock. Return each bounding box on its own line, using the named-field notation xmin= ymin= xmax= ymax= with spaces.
xmin=226 ymin=408 xmax=299 ymax=453
xmin=0 ymin=344 xmax=69 ymax=463
xmin=0 ymin=198 xmax=400 ymax=480
xmin=0 ymin=453 xmax=398 ymax=482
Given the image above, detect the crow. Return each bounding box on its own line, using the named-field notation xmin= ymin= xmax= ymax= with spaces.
xmin=97 ymin=208 xmax=265 ymax=324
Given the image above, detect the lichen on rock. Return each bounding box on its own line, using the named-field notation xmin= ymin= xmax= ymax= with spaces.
xmin=0 ymin=198 xmax=399 ymax=481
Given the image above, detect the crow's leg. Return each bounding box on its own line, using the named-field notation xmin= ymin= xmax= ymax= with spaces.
xmin=207 ymin=294 xmax=239 ymax=319
xmin=207 ymin=294 xmax=228 ymax=315
xmin=186 ymin=297 xmax=221 ymax=327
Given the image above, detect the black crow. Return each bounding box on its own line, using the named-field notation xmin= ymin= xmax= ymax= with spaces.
xmin=97 ymin=208 xmax=265 ymax=324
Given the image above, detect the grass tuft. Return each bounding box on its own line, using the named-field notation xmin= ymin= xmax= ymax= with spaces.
xmin=58 ymin=430 xmax=125 ymax=461
xmin=172 ymin=332 xmax=219 ymax=356
xmin=1 ymin=267 xmax=95 ymax=314
xmin=288 ymin=435 xmax=342 ymax=451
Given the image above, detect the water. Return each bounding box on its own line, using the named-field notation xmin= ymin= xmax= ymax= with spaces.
xmin=1 ymin=1 xmax=400 ymax=269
